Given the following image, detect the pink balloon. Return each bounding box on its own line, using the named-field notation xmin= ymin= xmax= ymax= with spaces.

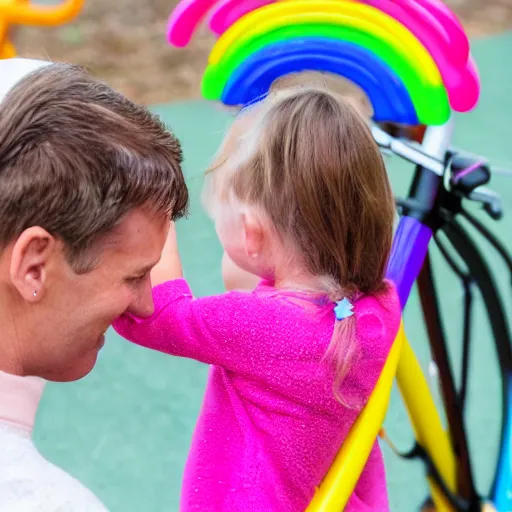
xmin=167 ymin=0 xmax=218 ymax=47
xmin=451 ymin=55 xmax=480 ymax=113
xmin=209 ymin=0 xmax=273 ymax=35
xmin=360 ymin=0 xmax=477 ymax=110
xmin=402 ymin=0 xmax=469 ymax=63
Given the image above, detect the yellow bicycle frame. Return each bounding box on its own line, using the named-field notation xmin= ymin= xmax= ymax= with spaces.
xmin=307 ymin=320 xmax=457 ymax=511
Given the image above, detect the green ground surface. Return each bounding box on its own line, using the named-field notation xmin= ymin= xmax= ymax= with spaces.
xmin=34 ymin=32 xmax=512 ymax=511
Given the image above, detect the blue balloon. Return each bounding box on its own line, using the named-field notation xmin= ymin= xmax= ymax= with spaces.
xmin=221 ymin=38 xmax=419 ymax=124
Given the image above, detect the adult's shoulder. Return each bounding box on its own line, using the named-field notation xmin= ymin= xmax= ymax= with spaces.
xmin=0 ymin=428 xmax=108 ymax=511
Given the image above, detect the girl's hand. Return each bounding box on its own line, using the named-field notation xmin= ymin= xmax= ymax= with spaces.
xmin=151 ymin=222 xmax=183 ymax=287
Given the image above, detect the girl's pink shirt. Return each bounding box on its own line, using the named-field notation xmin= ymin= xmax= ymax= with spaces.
xmin=113 ymin=279 xmax=401 ymax=511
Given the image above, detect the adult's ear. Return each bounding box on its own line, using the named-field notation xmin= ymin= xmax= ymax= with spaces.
xmin=10 ymin=227 xmax=56 ymax=302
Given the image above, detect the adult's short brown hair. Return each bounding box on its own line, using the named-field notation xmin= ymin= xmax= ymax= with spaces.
xmin=0 ymin=63 xmax=189 ymax=272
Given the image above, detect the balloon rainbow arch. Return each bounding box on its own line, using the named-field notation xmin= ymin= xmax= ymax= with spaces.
xmin=166 ymin=0 xmax=480 ymax=126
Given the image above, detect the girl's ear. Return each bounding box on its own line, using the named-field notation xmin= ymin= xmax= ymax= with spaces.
xmin=242 ymin=213 xmax=266 ymax=260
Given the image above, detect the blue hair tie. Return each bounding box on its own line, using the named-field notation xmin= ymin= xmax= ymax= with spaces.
xmin=334 ymin=298 xmax=354 ymax=321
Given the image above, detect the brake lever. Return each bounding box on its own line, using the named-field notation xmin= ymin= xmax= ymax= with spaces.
xmin=443 ymin=153 xmax=503 ymax=220
xmin=374 ymin=127 xmax=505 ymax=221
xmin=468 ymin=186 xmax=503 ymax=220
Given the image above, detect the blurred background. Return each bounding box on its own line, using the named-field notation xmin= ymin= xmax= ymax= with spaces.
xmin=11 ymin=0 xmax=512 ymax=105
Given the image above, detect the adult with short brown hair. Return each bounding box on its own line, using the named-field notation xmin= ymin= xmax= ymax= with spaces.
xmin=0 ymin=58 xmax=189 ymax=511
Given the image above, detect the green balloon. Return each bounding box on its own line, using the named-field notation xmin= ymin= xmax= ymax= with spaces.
xmin=202 ymin=23 xmax=450 ymax=125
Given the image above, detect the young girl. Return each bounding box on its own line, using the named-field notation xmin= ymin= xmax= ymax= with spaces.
xmin=113 ymin=86 xmax=401 ymax=511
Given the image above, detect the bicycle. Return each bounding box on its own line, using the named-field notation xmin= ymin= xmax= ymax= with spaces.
xmin=377 ymin=121 xmax=510 ymax=512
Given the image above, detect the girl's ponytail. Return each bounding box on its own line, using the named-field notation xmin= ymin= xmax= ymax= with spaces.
xmin=326 ymin=314 xmax=358 ymax=407
xmin=322 ymin=286 xmax=361 ymax=408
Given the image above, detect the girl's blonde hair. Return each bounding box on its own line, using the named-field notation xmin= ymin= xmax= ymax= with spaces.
xmin=205 ymin=84 xmax=395 ymax=405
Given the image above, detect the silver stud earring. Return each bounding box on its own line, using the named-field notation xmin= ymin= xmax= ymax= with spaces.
xmin=33 ymin=291 xmax=37 ymax=297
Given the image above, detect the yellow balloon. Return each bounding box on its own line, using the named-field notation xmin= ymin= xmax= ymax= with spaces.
xmin=209 ymin=0 xmax=442 ymax=85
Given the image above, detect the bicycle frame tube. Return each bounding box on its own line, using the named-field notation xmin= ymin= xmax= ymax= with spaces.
xmin=387 ymin=217 xmax=432 ymax=307
xmin=385 ymin=119 xmax=459 ymax=511
xmin=395 ymin=338 xmax=457 ymax=511
xmin=417 ymin=253 xmax=477 ymax=505
xmin=388 ymin=119 xmax=455 ymax=305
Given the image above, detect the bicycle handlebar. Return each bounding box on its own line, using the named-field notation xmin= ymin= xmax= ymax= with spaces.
xmin=371 ymin=125 xmax=445 ymax=176
xmin=371 ymin=124 xmax=507 ymax=220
